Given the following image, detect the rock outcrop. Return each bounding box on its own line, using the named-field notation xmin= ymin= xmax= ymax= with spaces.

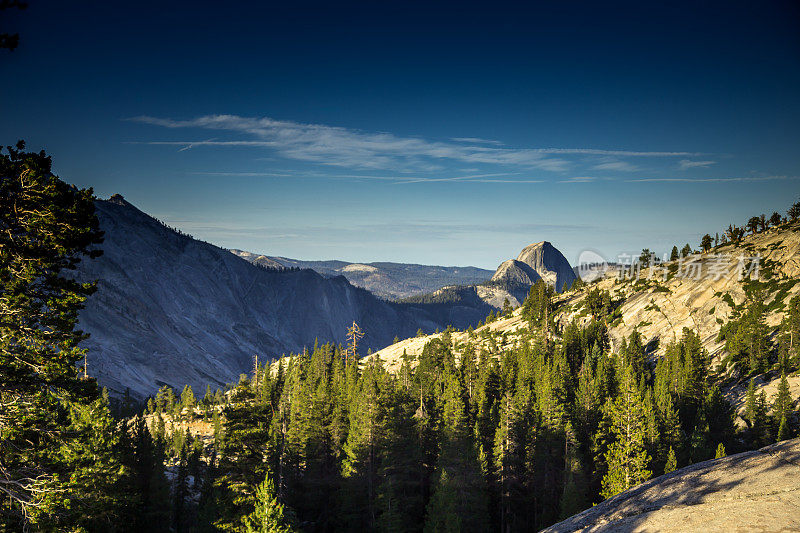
xmin=490 ymin=259 xmax=540 ymax=285
xmin=491 ymin=241 xmax=577 ymax=293
xmin=227 ymin=249 xmax=285 ymax=270
xmin=543 ymin=438 xmax=800 ymax=533
xmin=397 ymin=241 xmax=576 ymax=312
xmin=515 ymin=241 xmax=577 ymax=291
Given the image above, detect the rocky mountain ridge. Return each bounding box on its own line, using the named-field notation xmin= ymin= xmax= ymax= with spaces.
xmin=229 ymin=250 xmax=494 ymax=300
xmin=74 ymin=196 xmax=490 ymax=398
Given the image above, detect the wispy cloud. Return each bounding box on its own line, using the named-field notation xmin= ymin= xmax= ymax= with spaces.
xmin=190 ymin=170 xmax=543 ymax=185
xmin=450 ymin=137 xmax=504 ymax=145
xmin=559 ymin=176 xmax=599 ymax=183
xmin=626 ymin=175 xmax=798 ymax=183
xmin=678 ymin=159 xmax=716 ymax=170
xmin=128 ymin=114 xmax=702 ymax=174
xmin=535 ymin=148 xmax=699 ymax=156
xmin=592 ymin=159 xmax=638 ymax=172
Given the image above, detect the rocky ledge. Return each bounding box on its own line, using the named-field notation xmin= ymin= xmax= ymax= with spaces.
xmin=544 ymin=438 xmax=800 ymax=533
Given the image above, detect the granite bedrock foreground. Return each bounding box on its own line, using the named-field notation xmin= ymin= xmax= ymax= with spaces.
xmin=544 ymin=438 xmax=800 ymax=533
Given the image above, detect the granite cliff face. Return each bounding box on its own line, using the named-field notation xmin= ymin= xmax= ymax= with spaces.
xmin=75 ymin=197 xmax=484 ymax=398
xmin=477 ymin=241 xmax=578 ymax=308
xmin=513 ymin=240 xmax=577 ymax=292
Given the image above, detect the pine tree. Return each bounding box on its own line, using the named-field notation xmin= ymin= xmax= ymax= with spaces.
xmin=329 ymin=346 xmax=350 ymax=458
xmin=789 ymin=200 xmax=800 ymax=221
xmin=56 ymin=391 xmax=126 ymax=530
xmin=777 ymin=415 xmax=790 ymax=442
xmin=714 ymin=443 xmax=727 ymax=458
xmin=703 ymin=386 xmax=736 ymax=461
xmin=745 ymin=379 xmax=757 ymax=424
xmin=688 ymin=409 xmax=712 ymax=463
xmin=664 ymin=447 xmax=677 ymax=474
xmin=173 ymin=442 xmax=190 ymax=531
xmin=376 ymin=386 xmax=425 ymax=533
xmin=156 ymin=385 xmax=177 ymax=413
xmin=212 ymin=383 xmax=272 ymax=531
xmin=786 ymin=296 xmax=800 ymax=365
xmin=283 ymin=343 xmax=338 ymax=527
xmin=559 ymin=422 xmax=589 ymax=520
xmin=700 ymin=234 xmax=713 ymax=253
xmin=600 ymin=363 xmax=652 ymax=499
xmin=118 ymin=417 xmax=171 ymax=532
xmin=655 ymin=390 xmax=682 ymax=471
xmin=747 ymin=299 xmax=771 ymax=375
xmin=750 ymin=391 xmax=772 ymax=448
xmin=426 ymin=370 xmax=490 ymax=533
xmin=181 ymin=384 xmax=196 ymax=412
xmin=0 ymin=142 xmax=114 ymax=530
xmin=574 ymin=352 xmax=602 ymax=450
xmin=243 ymin=473 xmax=295 ymax=533
xmin=340 ymin=357 xmax=387 ymax=530
xmin=772 ymin=372 xmax=792 ymax=438
xmin=204 ymin=384 xmax=214 ymax=406
xmin=620 ymin=331 xmax=648 ymax=383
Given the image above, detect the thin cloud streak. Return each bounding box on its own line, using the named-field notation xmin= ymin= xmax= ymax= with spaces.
xmin=627 ymin=175 xmax=799 ymax=183
xmin=592 ymin=160 xmax=639 ymax=172
xmin=559 ymin=176 xmax=598 ymax=183
xmin=189 ymin=170 xmax=526 ymax=184
xmin=679 ymin=159 xmax=716 ymax=170
xmin=128 ymin=114 xmax=703 ymax=173
xmin=450 ymin=137 xmax=504 ymax=145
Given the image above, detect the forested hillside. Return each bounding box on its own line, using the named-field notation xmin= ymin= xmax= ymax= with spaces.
xmin=123 ymin=211 xmax=800 ymax=531
xmin=2 ymin=141 xmax=798 ymax=532
xmin=121 ymin=207 xmax=799 ymax=532
xmin=127 ymin=278 xmax=799 ymax=531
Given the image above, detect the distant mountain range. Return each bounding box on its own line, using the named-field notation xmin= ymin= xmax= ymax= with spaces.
xmin=74 ymin=196 xmax=494 ymax=398
xmin=229 ymin=250 xmax=494 ymax=300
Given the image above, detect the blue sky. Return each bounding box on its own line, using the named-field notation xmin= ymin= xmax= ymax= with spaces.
xmin=1 ymin=1 xmax=799 ymax=268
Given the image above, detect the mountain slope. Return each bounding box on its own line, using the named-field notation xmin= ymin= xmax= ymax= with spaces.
xmin=229 ymin=250 xmax=494 ymax=300
xmin=557 ymin=223 xmax=800 ymax=365
xmin=542 ymin=438 xmax=800 ymax=533
xmin=75 ymin=196 xmax=485 ymax=398
xmin=373 ymin=221 xmax=800 ymax=421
